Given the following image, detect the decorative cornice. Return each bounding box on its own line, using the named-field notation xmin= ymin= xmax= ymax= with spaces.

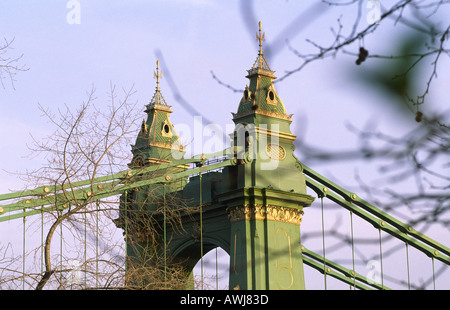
xmin=150 ymin=141 xmax=184 ymax=151
xmin=132 ymin=140 xmax=184 ymax=152
xmin=128 ymin=156 xmax=189 ymax=170
xmin=145 ymin=102 xmax=172 ymax=113
xmin=255 ymin=126 xmax=296 ymax=141
xmin=233 ymin=108 xmax=293 ymax=122
xmin=227 ymin=204 xmax=304 ymax=226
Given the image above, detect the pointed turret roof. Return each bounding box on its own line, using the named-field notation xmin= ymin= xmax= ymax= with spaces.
xmin=130 ymin=61 xmax=185 ymax=168
xmin=233 ymin=21 xmax=291 ymax=125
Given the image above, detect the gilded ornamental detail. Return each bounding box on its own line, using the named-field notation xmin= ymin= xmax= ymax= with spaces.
xmin=227 ymin=204 xmax=304 ymax=225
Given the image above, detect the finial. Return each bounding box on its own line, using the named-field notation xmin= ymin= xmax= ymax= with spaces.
xmin=154 ymin=60 xmax=162 ymax=91
xmin=247 ymin=21 xmax=274 ymax=76
xmin=256 ymin=21 xmax=265 ymax=55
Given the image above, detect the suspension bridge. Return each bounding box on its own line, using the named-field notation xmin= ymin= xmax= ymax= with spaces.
xmin=0 ymin=22 xmax=449 ymax=290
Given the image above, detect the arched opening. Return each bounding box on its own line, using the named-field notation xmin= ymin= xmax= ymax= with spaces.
xmin=233 ymin=123 xmax=256 ymax=159
xmin=163 ymin=124 xmax=170 ymax=134
xmin=169 ymin=236 xmax=231 ymax=290
xmin=193 ymin=247 xmax=230 ymax=290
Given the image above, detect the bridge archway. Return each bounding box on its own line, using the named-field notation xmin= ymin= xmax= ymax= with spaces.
xmin=169 ymin=234 xmax=231 ymax=273
xmin=192 ymin=247 xmax=230 ymax=290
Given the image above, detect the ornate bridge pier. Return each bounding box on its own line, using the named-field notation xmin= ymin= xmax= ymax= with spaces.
xmin=116 ymin=22 xmax=315 ymax=290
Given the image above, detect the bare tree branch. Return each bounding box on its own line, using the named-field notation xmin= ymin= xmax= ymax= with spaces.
xmin=0 ymin=37 xmax=28 ymax=89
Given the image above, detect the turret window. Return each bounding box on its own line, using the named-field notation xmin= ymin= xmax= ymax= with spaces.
xmin=266 ymin=87 xmax=277 ymax=105
xmin=243 ymin=85 xmax=252 ymax=103
xmin=132 ymin=156 xmax=144 ymax=168
xmin=164 ymin=124 xmax=170 ymax=134
xmin=161 ymin=121 xmax=172 ymax=137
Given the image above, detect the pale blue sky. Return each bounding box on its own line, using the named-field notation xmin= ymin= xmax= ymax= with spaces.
xmin=1 ymin=1 xmax=449 ymax=289
xmin=1 ymin=0 xmax=423 ymax=189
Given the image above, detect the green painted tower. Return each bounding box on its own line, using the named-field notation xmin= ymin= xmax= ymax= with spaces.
xmin=231 ymin=21 xmax=307 ymax=194
xmin=118 ymin=23 xmax=315 ymax=290
xmin=117 ymin=61 xmax=191 ymax=288
xmin=224 ymin=22 xmax=314 ymax=289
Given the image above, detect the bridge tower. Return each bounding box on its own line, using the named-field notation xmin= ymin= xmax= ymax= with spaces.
xmin=116 ymin=22 xmax=315 ymax=290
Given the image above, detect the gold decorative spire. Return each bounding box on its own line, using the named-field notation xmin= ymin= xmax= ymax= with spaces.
xmin=248 ymin=21 xmax=273 ymax=77
xmin=154 ymin=60 xmax=162 ymax=91
xmin=256 ymin=21 xmax=265 ymax=56
xmin=146 ymin=60 xmax=169 ymax=109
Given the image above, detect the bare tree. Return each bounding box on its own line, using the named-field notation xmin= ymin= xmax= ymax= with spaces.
xmin=0 ymin=37 xmax=28 ymax=89
xmin=0 ymin=83 xmax=200 ymax=290
xmin=24 ymin=84 xmax=139 ymax=289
